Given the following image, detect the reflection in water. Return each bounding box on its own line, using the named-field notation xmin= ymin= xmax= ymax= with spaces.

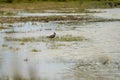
xmin=46 ymin=39 xmax=58 ymax=49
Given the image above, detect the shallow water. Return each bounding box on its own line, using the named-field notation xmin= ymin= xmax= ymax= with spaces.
xmin=0 ymin=9 xmax=120 ymax=80
xmin=88 ymin=8 xmax=120 ymax=19
xmin=18 ymin=13 xmax=84 ymax=17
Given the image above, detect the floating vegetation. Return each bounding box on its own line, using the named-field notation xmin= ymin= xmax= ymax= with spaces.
xmin=0 ymin=26 xmax=7 ymax=30
xmin=8 ymin=24 xmax=13 ymax=27
xmin=5 ymin=30 xmax=17 ymax=33
xmin=20 ymin=42 xmax=24 ymax=45
xmin=5 ymin=37 xmax=40 ymax=42
xmin=5 ymin=35 xmax=87 ymax=42
xmin=2 ymin=44 xmax=8 ymax=47
xmin=31 ymin=49 xmax=40 ymax=52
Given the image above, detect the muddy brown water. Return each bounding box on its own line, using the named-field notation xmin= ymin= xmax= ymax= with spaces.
xmin=0 ymin=9 xmax=120 ymax=80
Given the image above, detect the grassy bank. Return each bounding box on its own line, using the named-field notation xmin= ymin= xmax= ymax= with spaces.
xmin=0 ymin=0 xmax=120 ymax=3
xmin=0 ymin=1 xmax=120 ymax=13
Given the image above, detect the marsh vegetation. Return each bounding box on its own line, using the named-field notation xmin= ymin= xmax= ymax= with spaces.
xmin=0 ymin=1 xmax=120 ymax=80
xmin=5 ymin=35 xmax=87 ymax=42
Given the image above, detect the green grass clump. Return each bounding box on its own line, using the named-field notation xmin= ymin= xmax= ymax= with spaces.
xmin=5 ymin=30 xmax=16 ymax=33
xmin=31 ymin=49 xmax=39 ymax=52
xmin=0 ymin=26 xmax=6 ymax=30
xmin=5 ymin=37 xmax=46 ymax=42
xmin=22 ymin=38 xmax=34 ymax=42
xmin=20 ymin=42 xmax=24 ymax=45
xmin=2 ymin=44 xmax=8 ymax=47
xmin=5 ymin=37 xmax=35 ymax=42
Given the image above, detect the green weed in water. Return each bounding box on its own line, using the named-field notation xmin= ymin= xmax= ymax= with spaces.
xmin=20 ymin=42 xmax=24 ymax=45
xmin=2 ymin=44 xmax=8 ymax=47
xmin=31 ymin=49 xmax=40 ymax=52
xmin=0 ymin=26 xmax=7 ymax=30
xmin=5 ymin=35 xmax=87 ymax=42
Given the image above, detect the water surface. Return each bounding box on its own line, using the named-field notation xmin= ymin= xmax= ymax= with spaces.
xmin=0 ymin=8 xmax=120 ymax=80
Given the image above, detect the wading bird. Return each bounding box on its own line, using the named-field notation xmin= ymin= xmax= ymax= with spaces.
xmin=47 ymin=32 xmax=56 ymax=38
